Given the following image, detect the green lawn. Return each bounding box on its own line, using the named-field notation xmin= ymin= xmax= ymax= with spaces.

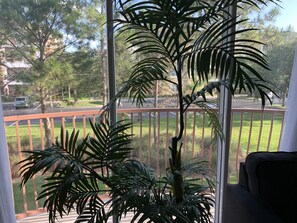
xmin=61 ymin=98 xmax=103 ymax=107
xmin=13 ymin=175 xmax=107 ymax=214
xmin=13 ymin=176 xmax=46 ymax=213
xmin=7 ymin=110 xmax=283 ymax=213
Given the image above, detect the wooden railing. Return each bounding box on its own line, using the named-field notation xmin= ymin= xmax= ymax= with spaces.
xmin=4 ymin=108 xmax=285 ymax=217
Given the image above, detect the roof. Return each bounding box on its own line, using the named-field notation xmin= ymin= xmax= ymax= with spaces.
xmin=7 ymin=80 xmax=30 ymax=86
xmin=4 ymin=61 xmax=31 ymax=69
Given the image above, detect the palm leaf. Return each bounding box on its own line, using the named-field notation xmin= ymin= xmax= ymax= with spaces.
xmin=84 ymin=118 xmax=133 ymax=169
xmin=116 ymin=57 xmax=174 ymax=106
xmin=19 ymin=117 xmax=134 ymax=222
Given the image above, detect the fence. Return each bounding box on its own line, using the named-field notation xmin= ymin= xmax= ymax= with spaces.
xmin=3 ymin=108 xmax=285 ymax=217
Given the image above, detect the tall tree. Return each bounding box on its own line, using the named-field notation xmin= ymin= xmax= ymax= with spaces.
xmin=232 ymin=1 xmax=286 ymax=101
xmin=75 ymin=0 xmax=133 ymax=103
xmin=0 ymin=0 xmax=90 ymax=145
xmin=99 ymin=0 xmax=108 ymax=105
xmin=261 ymin=30 xmax=297 ymax=106
xmin=83 ymin=0 xmax=108 ymax=103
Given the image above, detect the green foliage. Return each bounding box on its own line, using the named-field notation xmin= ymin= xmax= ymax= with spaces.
xmin=0 ymin=0 xmax=96 ymax=145
xmin=0 ymin=0 xmax=91 ymax=101
xmin=260 ymin=30 xmax=297 ymax=104
xmin=0 ymin=0 xmax=86 ymax=59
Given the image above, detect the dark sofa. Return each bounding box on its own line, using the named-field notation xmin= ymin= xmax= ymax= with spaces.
xmin=224 ymin=151 xmax=297 ymax=223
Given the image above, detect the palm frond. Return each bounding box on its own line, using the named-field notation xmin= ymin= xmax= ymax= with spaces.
xmin=116 ymin=57 xmax=173 ymax=106
xmin=107 ymin=160 xmax=157 ymax=217
xmin=187 ymin=17 xmax=272 ymax=103
xmin=19 ymin=128 xmax=87 ymax=186
xmin=117 ymin=0 xmax=235 ymax=61
xmin=177 ymin=195 xmax=214 ymax=223
xmin=84 ymin=118 xmax=133 ymax=170
xmin=74 ymin=198 xmax=107 ymax=223
xmin=19 ymin=117 xmax=134 ymax=222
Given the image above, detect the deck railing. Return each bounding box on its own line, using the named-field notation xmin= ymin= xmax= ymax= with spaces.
xmin=4 ymin=108 xmax=285 ymax=218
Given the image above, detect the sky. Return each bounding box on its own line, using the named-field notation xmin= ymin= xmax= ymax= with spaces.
xmin=275 ymin=0 xmax=297 ymax=31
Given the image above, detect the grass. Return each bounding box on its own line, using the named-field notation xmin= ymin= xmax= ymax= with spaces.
xmin=6 ymin=121 xmax=96 ymax=150
xmin=61 ymin=98 xmax=103 ymax=107
xmin=13 ymin=176 xmax=46 ymax=213
xmin=13 ymin=175 xmax=107 ymax=214
xmin=7 ymin=110 xmax=283 ymax=213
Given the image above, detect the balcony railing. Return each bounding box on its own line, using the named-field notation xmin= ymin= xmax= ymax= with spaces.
xmin=4 ymin=108 xmax=284 ymax=218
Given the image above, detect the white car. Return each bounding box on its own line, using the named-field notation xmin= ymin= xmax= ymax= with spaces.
xmin=14 ymin=96 xmax=30 ymax=109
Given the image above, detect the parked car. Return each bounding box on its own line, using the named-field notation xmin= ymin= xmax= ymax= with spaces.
xmin=14 ymin=96 xmax=31 ymax=109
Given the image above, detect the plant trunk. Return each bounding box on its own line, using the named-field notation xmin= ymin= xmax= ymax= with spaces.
xmin=153 ymin=81 xmax=159 ymax=173
xmin=170 ymin=136 xmax=184 ymax=203
xmin=170 ymin=39 xmax=185 ymax=203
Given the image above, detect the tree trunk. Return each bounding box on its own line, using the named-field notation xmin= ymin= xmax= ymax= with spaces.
xmin=37 ymin=42 xmax=52 ymax=147
xmin=49 ymin=94 xmax=53 ymax=108
xmin=74 ymin=88 xmax=77 ymax=101
xmin=43 ymin=117 xmax=52 ymax=147
xmin=39 ymin=88 xmax=51 ymax=147
xmin=68 ymin=85 xmax=71 ymax=99
xmin=61 ymin=87 xmax=64 ymax=99
xmin=282 ymin=90 xmax=288 ymax=107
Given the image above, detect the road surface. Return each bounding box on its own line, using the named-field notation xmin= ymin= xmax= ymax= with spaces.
xmin=2 ymin=95 xmax=283 ymax=118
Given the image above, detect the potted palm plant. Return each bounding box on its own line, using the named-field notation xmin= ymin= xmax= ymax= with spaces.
xmin=19 ymin=0 xmax=277 ymax=222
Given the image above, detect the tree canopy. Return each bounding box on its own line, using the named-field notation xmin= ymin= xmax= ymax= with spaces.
xmin=260 ymin=29 xmax=297 ymax=105
xmin=0 ymin=0 xmax=94 ymax=145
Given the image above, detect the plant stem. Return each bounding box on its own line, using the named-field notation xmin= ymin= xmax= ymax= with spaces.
xmin=171 ymin=34 xmax=185 ymax=203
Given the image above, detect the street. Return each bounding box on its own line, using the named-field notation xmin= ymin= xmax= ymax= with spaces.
xmin=2 ymin=95 xmax=284 ymax=117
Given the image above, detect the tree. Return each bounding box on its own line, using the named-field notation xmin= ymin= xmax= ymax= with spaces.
xmin=65 ymin=38 xmax=133 ymax=101
xmin=261 ymin=30 xmax=297 ymax=106
xmin=83 ymin=0 xmax=109 ymax=103
xmin=227 ymin=1 xmax=284 ymax=100
xmin=65 ymin=0 xmax=133 ymax=101
xmin=19 ymin=0 xmax=277 ymax=222
xmin=0 ymin=0 xmax=91 ymax=145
